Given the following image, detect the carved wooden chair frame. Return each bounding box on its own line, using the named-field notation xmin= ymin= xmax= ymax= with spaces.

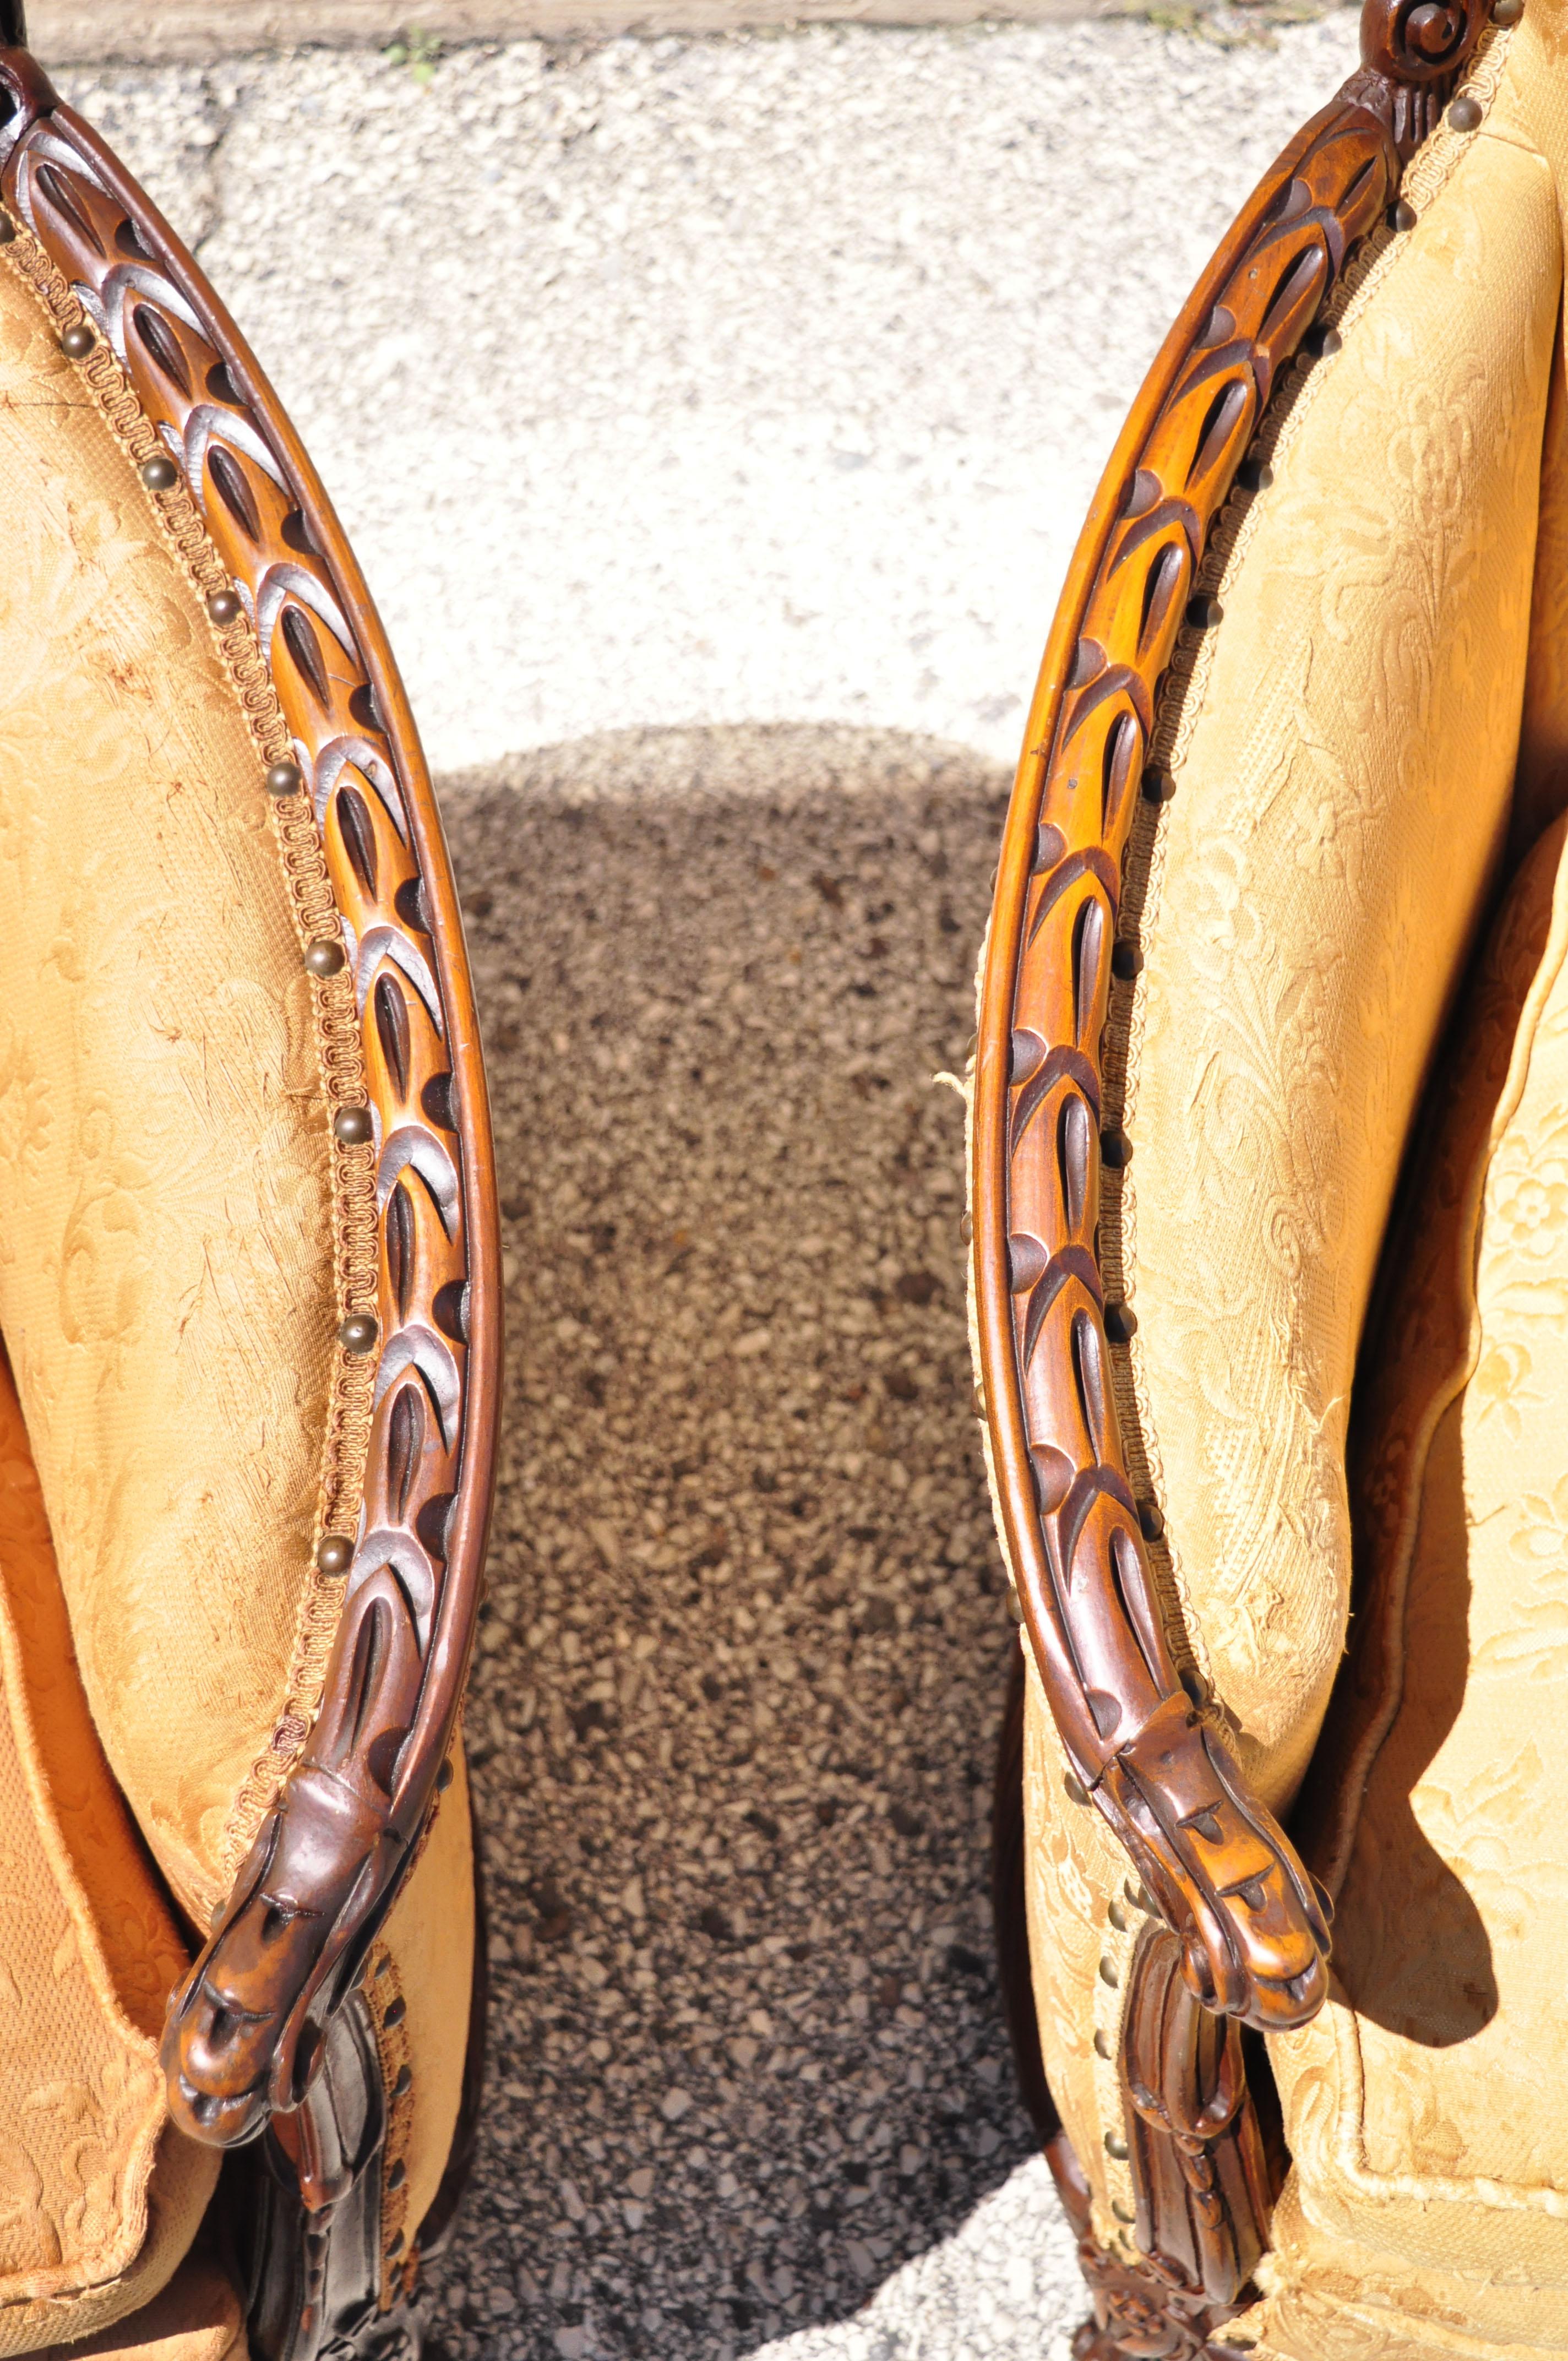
xmin=974 ymin=1 xmax=1506 ymax=2352
xmin=0 ymin=9 xmax=499 ymax=2355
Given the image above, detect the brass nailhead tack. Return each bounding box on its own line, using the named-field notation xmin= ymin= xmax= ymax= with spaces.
xmin=960 ymin=1213 xmax=973 ymax=1243
xmin=265 ymin=758 xmax=303 ymax=798
xmin=387 ymin=2230 xmax=405 ymax=2257
xmin=1104 ymin=1301 xmax=1138 ymax=1344
xmin=436 ymin=1758 xmax=455 ymax=1792
xmin=1098 ymin=1956 xmax=1120 ymax=1989
xmin=206 ymin=587 xmax=242 ymax=625
xmin=1094 ymin=2028 xmax=1113 ymax=2059
xmin=316 ymin=1533 xmax=353 ymax=1575
xmin=1493 ymin=0 xmax=1523 ymax=20
xmin=0 ymin=211 xmax=15 ymax=244
xmin=59 ymin=321 xmax=95 ymax=358
xmin=1305 ymin=322 xmax=1342 ymax=360
xmin=1006 ymin=1586 xmax=1024 ymax=1624
xmin=1390 ymin=198 xmax=1418 ymax=233
xmin=1108 ymin=1898 xmax=1129 ymax=1932
xmin=1101 ymin=1125 xmax=1133 ymax=1170
xmin=387 ymin=2158 xmax=407 ymax=2190
xmin=304 ymin=938 xmax=346 ymax=978
xmin=394 ymin=2065 xmax=412 ymax=2096
xmin=1237 ymin=456 xmax=1273 ymax=493
xmin=1449 ymin=94 xmax=1483 ymax=130
xmin=1141 ymin=766 xmax=1176 ymax=804
xmin=333 ymin=1105 xmax=374 ymax=1147
xmin=339 ymin=1313 xmax=379 ymax=1354
xmin=1139 ymin=1500 xmax=1166 ymax=1542
xmin=1110 ymin=940 xmax=1143 ymax=982
xmin=1105 ymin=2132 xmax=1129 ymax=2159
xmin=140 ymin=453 xmax=178 ymax=492
xmin=1185 ymin=592 xmax=1224 ymax=630
xmin=383 ymin=1995 xmax=407 ymax=2028
xmin=1064 ymin=1772 xmax=1088 ymax=1807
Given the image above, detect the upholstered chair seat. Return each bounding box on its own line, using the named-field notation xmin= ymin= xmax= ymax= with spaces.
xmin=0 ymin=19 xmax=497 ymax=2359
xmin=973 ymin=3 xmax=1568 ymax=2353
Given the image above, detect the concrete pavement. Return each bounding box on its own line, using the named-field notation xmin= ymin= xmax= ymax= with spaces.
xmin=63 ymin=11 xmax=1359 ymax=784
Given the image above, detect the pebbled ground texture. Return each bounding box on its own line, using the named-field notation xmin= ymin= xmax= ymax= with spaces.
xmin=47 ymin=17 xmax=1364 ymax=2355
xmin=426 ymin=722 xmax=1077 ymax=2359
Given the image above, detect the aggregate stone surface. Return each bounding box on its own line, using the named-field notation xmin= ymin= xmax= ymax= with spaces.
xmin=422 ymin=724 xmax=1084 ymax=2359
xmin=58 ymin=10 xmax=1360 ymax=780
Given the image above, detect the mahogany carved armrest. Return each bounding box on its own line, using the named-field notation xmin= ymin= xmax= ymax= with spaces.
xmin=0 ymin=44 xmax=501 ymax=2145
xmin=972 ymin=0 xmax=1492 ymax=2035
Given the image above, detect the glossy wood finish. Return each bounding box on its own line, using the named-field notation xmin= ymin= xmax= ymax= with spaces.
xmin=233 ymin=1993 xmax=402 ymax=2361
xmin=972 ymin=0 xmax=1490 ymax=2045
xmin=1042 ymin=2117 xmax=1238 ymax=2361
xmin=1119 ymin=1923 xmax=1271 ymax=2319
xmin=0 ymin=47 xmax=500 ymax=2150
xmin=992 ymin=1654 xmax=1268 ymax=2359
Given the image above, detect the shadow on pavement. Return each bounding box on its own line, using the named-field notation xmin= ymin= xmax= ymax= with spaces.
xmin=423 ymin=725 xmax=1037 ymax=2361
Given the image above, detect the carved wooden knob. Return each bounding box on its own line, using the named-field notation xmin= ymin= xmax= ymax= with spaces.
xmin=1406 ymin=0 xmax=1468 ymax=58
xmin=1360 ymin=0 xmax=1487 ymax=83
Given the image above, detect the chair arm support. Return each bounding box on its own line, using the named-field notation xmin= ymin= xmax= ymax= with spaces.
xmin=0 ymin=47 xmax=502 ymax=2143
xmin=972 ymin=0 xmax=1490 ymax=2034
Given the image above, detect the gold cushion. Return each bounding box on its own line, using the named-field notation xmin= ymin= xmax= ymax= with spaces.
xmin=1121 ymin=44 xmax=1562 ymax=1820
xmin=0 ymin=244 xmax=340 ymax=1927
xmin=0 ymin=1354 xmax=216 ymax=2354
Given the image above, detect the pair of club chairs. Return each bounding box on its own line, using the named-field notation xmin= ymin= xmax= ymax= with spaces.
xmin=0 ymin=0 xmax=1562 ymax=2354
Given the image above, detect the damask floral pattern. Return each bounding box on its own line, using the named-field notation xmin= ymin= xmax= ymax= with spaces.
xmin=0 ymin=242 xmax=335 ymax=1933
xmin=1123 ymin=103 xmax=1560 ymax=1824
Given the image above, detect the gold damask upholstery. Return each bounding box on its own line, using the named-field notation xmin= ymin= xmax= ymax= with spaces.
xmin=0 ymin=242 xmax=339 ymax=1941
xmin=0 ymin=1357 xmax=217 ymax=2355
xmin=1011 ymin=12 xmax=1568 ymax=2354
xmin=1248 ymin=808 xmax=1568 ymax=2352
xmin=1124 ymin=88 xmax=1558 ymax=1825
